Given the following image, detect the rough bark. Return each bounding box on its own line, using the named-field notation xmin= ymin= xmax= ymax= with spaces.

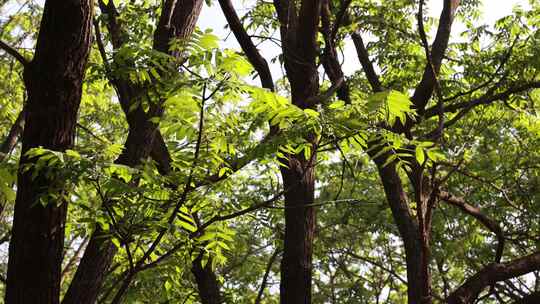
xmin=62 ymin=1 xmax=204 ymax=303
xmin=5 ymin=1 xmax=93 ymax=303
xmin=279 ymin=158 xmax=317 ymax=304
xmin=447 ymin=251 xmax=540 ymax=304
xmin=277 ymin=1 xmax=321 ymax=303
xmin=191 ymin=254 xmax=222 ymax=304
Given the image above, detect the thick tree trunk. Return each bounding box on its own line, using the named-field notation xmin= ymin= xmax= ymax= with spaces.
xmin=191 ymin=254 xmax=222 ymax=304
xmin=373 ymin=157 xmax=425 ymax=304
xmin=63 ymin=1 xmax=204 ymax=302
xmin=279 ymin=157 xmax=316 ymax=304
xmin=277 ymin=1 xmax=321 ymax=303
xmin=5 ymin=1 xmax=93 ymax=303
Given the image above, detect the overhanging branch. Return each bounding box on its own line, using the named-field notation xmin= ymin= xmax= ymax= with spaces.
xmin=447 ymin=251 xmax=540 ymax=304
xmin=438 ymin=191 xmax=505 ymax=263
xmin=0 ymin=39 xmax=29 ymax=66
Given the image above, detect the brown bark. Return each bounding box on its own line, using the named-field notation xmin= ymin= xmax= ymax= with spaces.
xmin=62 ymin=1 xmax=205 ymax=303
xmin=191 ymin=253 xmax=222 ymax=304
xmin=0 ymin=109 xmax=24 ymax=161
xmin=279 ymin=158 xmax=317 ymax=304
xmin=447 ymin=251 xmax=540 ymax=304
xmin=218 ymin=0 xmax=274 ymax=91
xmin=320 ymin=0 xmax=350 ymax=103
xmin=5 ymin=1 xmax=93 ymax=303
xmin=412 ymin=0 xmax=460 ymax=114
xmin=372 ymin=156 xmax=425 ymax=304
xmin=277 ymin=1 xmax=321 ymax=303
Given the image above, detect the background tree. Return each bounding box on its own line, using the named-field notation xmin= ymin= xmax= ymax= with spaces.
xmin=1 ymin=0 xmax=540 ymax=304
xmin=1 ymin=1 xmax=93 ymax=303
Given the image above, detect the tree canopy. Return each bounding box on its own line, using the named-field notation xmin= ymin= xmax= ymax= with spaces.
xmin=0 ymin=0 xmax=540 ymax=303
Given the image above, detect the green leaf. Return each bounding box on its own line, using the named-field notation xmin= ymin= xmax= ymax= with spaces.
xmin=415 ymin=146 xmax=425 ymax=164
xmin=199 ymin=33 xmax=219 ymax=50
xmin=179 ymin=220 xmax=197 ymax=232
xmin=329 ymin=100 xmax=345 ymax=109
xmin=304 ymin=109 xmax=320 ymax=118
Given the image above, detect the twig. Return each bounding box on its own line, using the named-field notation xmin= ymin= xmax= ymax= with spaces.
xmin=254 ymin=247 xmax=281 ymax=304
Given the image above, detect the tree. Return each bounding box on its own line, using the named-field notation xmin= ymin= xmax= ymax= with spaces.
xmin=1 ymin=1 xmax=93 ymax=303
xmin=1 ymin=0 xmax=540 ymax=304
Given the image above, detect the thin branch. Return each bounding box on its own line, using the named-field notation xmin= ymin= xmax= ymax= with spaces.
xmin=192 ymin=190 xmax=286 ymax=237
xmin=443 ymin=36 xmax=519 ymax=103
xmin=438 ymin=191 xmax=505 ymax=263
xmin=424 ymin=81 xmax=540 ymax=125
xmin=76 ymin=123 xmax=109 ymax=144
xmin=254 ymin=248 xmax=281 ymax=304
xmin=343 ymin=250 xmax=407 ymax=284
xmin=109 ymin=82 xmax=210 ymax=304
xmin=0 ymin=108 xmax=24 ymax=161
xmin=0 ymin=39 xmax=29 ymax=66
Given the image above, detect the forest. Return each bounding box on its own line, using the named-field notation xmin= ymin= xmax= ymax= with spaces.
xmin=0 ymin=0 xmax=539 ymax=303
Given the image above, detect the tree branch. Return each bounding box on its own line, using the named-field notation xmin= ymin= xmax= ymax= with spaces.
xmin=447 ymin=251 xmax=540 ymax=304
xmin=438 ymin=191 xmax=505 ymax=263
xmin=306 ymin=76 xmax=344 ymax=106
xmin=424 ymin=81 xmax=540 ymax=122
xmin=321 ymin=0 xmax=350 ymax=103
xmin=330 ymin=0 xmax=353 ymax=41
xmin=218 ymin=0 xmax=274 ymax=91
xmin=0 ymin=109 xmax=25 ymax=161
xmin=0 ymin=39 xmax=29 ymax=66
xmin=412 ymin=0 xmax=460 ymax=114
xmin=254 ymin=247 xmax=281 ymax=304
xmin=351 ymin=31 xmax=383 ymax=92
xmin=343 ymin=250 xmax=407 ymax=284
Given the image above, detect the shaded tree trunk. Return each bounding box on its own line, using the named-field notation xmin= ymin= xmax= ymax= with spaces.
xmin=279 ymin=159 xmax=317 ymax=304
xmin=63 ymin=1 xmax=205 ymax=303
xmin=191 ymin=254 xmax=222 ymax=304
xmin=373 ymin=159 xmax=425 ymax=304
xmin=5 ymin=1 xmax=93 ymax=303
xmin=276 ymin=1 xmax=322 ymax=303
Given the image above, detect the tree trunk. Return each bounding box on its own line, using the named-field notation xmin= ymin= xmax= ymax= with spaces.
xmin=279 ymin=158 xmax=316 ymax=304
xmin=373 ymin=156 xmax=425 ymax=304
xmin=277 ymin=1 xmax=321 ymax=303
xmin=5 ymin=1 xmax=93 ymax=303
xmin=63 ymin=1 xmax=204 ymax=302
xmin=191 ymin=254 xmax=222 ymax=304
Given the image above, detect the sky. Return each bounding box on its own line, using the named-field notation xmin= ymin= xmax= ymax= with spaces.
xmin=199 ymin=0 xmax=531 ymax=38
xmin=197 ymin=0 xmax=532 ymax=77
